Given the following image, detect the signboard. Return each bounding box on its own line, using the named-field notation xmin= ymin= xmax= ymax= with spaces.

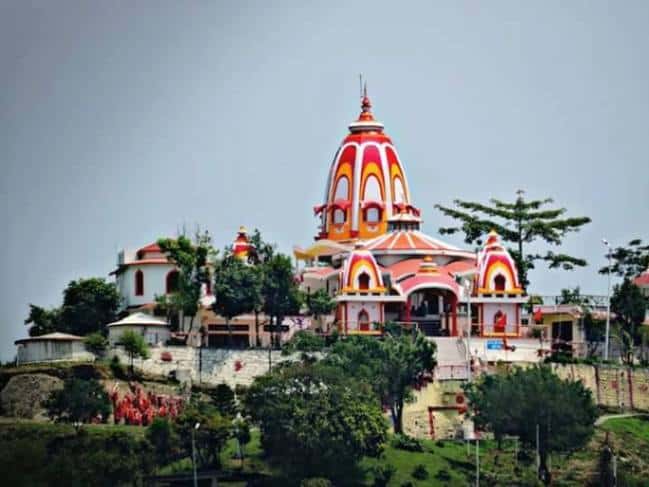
xmin=486 ymin=340 xmax=503 ymax=350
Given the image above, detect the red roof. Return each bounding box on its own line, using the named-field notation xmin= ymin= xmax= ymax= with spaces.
xmin=634 ymin=272 xmax=649 ymax=287
xmin=364 ymin=230 xmax=461 ymax=253
xmin=399 ymin=273 xmax=460 ymax=296
xmin=138 ymin=242 xmax=161 ymax=254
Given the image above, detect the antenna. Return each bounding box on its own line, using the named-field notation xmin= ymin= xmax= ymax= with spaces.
xmin=359 ymin=73 xmax=363 ymax=99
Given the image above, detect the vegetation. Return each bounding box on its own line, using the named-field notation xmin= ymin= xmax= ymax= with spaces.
xmin=212 ymin=252 xmax=262 ymax=347
xmin=599 ymin=238 xmax=649 ymax=278
xmin=176 ymin=400 xmax=232 ymax=469
xmin=435 ymin=191 xmax=591 ymax=288
xmin=282 ymin=330 xmax=326 ymax=354
xmin=325 ymin=329 xmax=436 ymax=434
xmin=146 ymin=417 xmax=180 ymax=467
xmin=260 ymin=253 xmax=303 ymax=348
xmin=465 ymin=366 xmax=597 ymax=484
xmin=119 ymin=330 xmax=150 ymax=375
xmin=305 ymin=288 xmax=336 ymax=328
xmin=243 ymin=360 xmax=387 ymax=479
xmin=83 ymin=331 xmax=108 ymax=355
xmin=206 ymin=383 xmax=237 ymax=418
xmin=157 ymin=231 xmax=216 ymax=332
xmin=25 ymin=278 xmax=121 ymax=337
xmin=45 ymin=378 xmax=111 ymax=424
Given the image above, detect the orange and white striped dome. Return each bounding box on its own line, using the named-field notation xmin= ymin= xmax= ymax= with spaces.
xmin=314 ymin=89 xmax=419 ymax=242
xmin=341 ymin=247 xmax=385 ymax=293
xmin=477 ymin=231 xmax=522 ymax=294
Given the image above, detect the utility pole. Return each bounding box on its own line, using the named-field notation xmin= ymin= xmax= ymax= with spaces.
xmin=603 ymin=239 xmax=612 ymax=361
xmin=192 ymin=422 xmax=200 ymax=487
xmin=536 ymin=423 xmax=540 ymax=476
xmin=475 ymin=436 xmax=480 ymax=487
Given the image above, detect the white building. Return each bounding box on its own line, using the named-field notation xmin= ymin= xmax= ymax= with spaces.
xmin=107 ymin=312 xmax=171 ymax=346
xmin=15 ymin=332 xmax=94 ymax=365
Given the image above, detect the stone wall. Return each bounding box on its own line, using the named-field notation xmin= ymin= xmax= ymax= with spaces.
xmin=109 ymin=346 xmax=301 ymax=387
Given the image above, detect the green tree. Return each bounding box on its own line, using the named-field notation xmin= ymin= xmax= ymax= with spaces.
xmin=243 ymin=361 xmax=387 ymax=479
xmin=146 ymin=417 xmax=180 ymax=468
xmin=207 ymin=383 xmax=237 ymax=417
xmin=212 ymin=253 xmax=262 ymax=347
xmin=45 ymin=378 xmax=111 ymax=423
xmin=24 ymin=304 xmax=61 ymax=337
xmin=247 ymin=229 xmax=276 ymax=346
xmin=260 ymin=253 xmax=302 ymax=348
xmin=158 ymin=231 xmax=217 ymax=333
xmin=434 ymin=191 xmax=591 ymax=289
xmin=325 ymin=330 xmax=436 ymax=435
xmin=305 ymin=288 xmax=336 ymax=331
xmin=119 ymin=330 xmax=150 ymax=375
xmin=465 ymin=366 xmax=597 ymax=484
xmin=282 ymin=330 xmax=326 ymax=354
xmin=176 ymin=402 xmax=232 ymax=469
xmin=611 ymin=278 xmax=647 ymax=337
xmin=599 ymin=239 xmax=649 ymax=278
xmin=83 ymin=331 xmax=108 ymax=355
xmin=60 ymin=278 xmax=121 ymax=335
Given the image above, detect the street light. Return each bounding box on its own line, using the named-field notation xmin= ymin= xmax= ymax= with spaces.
xmin=462 ymin=277 xmax=474 ymax=382
xmin=602 ymin=239 xmax=612 ymax=361
xmin=192 ymin=422 xmax=200 ymax=487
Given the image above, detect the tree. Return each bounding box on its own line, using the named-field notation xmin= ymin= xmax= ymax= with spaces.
xmin=24 ymin=278 xmax=120 ymax=337
xmin=176 ymin=401 xmax=231 ymax=469
xmin=119 ymin=330 xmax=150 ymax=375
xmin=60 ymin=278 xmax=121 ymax=336
xmin=24 ymin=304 xmax=61 ymax=337
xmin=247 ymin=229 xmax=276 ymax=346
xmin=305 ymin=289 xmax=336 ymax=332
xmin=146 ymin=417 xmax=180 ymax=468
xmin=212 ymin=253 xmax=262 ymax=348
xmin=282 ymin=330 xmax=326 ymax=354
xmin=599 ymin=239 xmax=649 ymax=278
xmin=325 ymin=330 xmax=436 ymax=434
xmin=611 ymin=278 xmax=647 ymax=337
xmin=243 ymin=361 xmax=387 ymax=479
xmin=158 ymin=231 xmax=217 ymax=333
xmin=45 ymin=378 xmax=111 ymax=423
xmin=434 ymin=191 xmax=591 ymax=289
xmin=465 ymin=366 xmax=597 ymax=484
xmin=207 ymin=383 xmax=237 ymax=418
xmin=260 ymin=253 xmax=302 ymax=348
xmin=84 ymin=331 xmax=108 ymax=355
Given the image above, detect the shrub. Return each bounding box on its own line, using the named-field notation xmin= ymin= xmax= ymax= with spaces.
xmin=371 ymin=464 xmax=396 ymax=487
xmin=84 ymin=332 xmax=108 ymax=355
xmin=282 ymin=331 xmax=326 ymax=355
xmin=400 ymin=482 xmax=414 ymax=487
xmin=45 ymin=377 xmax=111 ymax=423
xmin=435 ymin=469 xmax=452 ymax=482
xmin=412 ymin=463 xmax=428 ymax=480
xmin=300 ymin=478 xmax=332 ymax=487
xmin=109 ymin=355 xmax=127 ymax=379
xmin=392 ymin=434 xmax=423 ymax=452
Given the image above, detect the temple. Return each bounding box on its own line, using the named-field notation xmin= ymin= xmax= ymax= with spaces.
xmin=295 ymin=90 xmax=528 ymax=338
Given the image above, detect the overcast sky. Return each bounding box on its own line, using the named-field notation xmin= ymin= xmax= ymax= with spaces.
xmin=1 ymin=1 xmax=648 ymax=361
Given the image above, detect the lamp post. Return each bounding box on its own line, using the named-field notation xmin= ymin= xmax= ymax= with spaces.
xmin=192 ymin=422 xmax=200 ymax=487
xmin=463 ymin=277 xmax=473 ymax=382
xmin=602 ymin=239 xmax=612 ymax=361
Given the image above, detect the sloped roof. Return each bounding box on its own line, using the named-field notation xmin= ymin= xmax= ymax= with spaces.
xmin=107 ymin=312 xmax=169 ymax=327
xmin=363 ymin=230 xmax=472 ymax=256
xmin=634 ymin=271 xmax=649 ymax=287
xmin=15 ymin=332 xmax=83 ymax=345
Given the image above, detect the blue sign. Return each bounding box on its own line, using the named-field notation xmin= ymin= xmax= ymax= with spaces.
xmin=487 ymin=340 xmax=503 ymax=350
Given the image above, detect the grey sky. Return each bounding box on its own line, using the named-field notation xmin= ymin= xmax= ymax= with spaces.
xmin=1 ymin=1 xmax=648 ymax=361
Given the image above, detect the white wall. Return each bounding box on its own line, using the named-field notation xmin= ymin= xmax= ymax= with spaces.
xmin=108 ymin=325 xmax=171 ymax=346
xmin=482 ymin=303 xmax=518 ymax=335
xmin=346 ymin=301 xmax=381 ymax=331
xmin=116 ymin=263 xmax=175 ymax=308
xmin=16 ymin=341 xmax=94 ymax=365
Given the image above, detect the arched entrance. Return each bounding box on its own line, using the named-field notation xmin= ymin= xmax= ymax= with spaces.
xmin=402 ymin=287 xmax=459 ymax=337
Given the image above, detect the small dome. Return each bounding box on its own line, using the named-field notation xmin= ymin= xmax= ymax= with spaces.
xmin=477 ymin=231 xmax=522 ymax=294
xmin=341 ymin=248 xmax=385 ymax=293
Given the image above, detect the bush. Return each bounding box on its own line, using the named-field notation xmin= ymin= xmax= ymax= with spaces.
xmin=300 ymin=478 xmax=332 ymax=487
xmin=412 ymin=463 xmax=428 ymax=480
xmin=45 ymin=377 xmax=111 ymax=423
xmin=282 ymin=331 xmax=326 ymax=355
xmin=400 ymin=482 xmax=414 ymax=487
xmin=435 ymin=469 xmax=452 ymax=482
xmin=371 ymin=464 xmax=396 ymax=487
xmin=84 ymin=332 xmax=108 ymax=355
xmin=109 ymin=355 xmax=127 ymax=379
xmin=392 ymin=434 xmax=423 ymax=452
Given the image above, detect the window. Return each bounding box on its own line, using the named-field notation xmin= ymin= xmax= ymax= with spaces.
xmin=358 ymin=310 xmax=370 ymax=331
xmin=134 ymin=270 xmax=144 ymax=296
xmin=365 ymin=207 xmax=381 ymax=223
xmin=363 ymin=175 xmax=381 ymax=201
xmin=166 ymin=270 xmax=179 ymax=294
xmin=494 ymin=274 xmax=506 ymax=291
xmin=334 ymin=176 xmax=349 ymax=200
xmin=333 ymin=209 xmax=346 ymax=224
xmin=358 ymin=272 xmax=370 ymax=291
xmin=393 ymin=177 xmax=406 ymax=203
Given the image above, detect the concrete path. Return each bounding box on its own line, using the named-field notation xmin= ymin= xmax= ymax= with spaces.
xmin=595 ymin=412 xmax=646 ymax=426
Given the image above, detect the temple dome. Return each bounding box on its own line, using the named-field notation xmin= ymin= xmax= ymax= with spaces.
xmin=315 ymin=90 xmax=419 ymax=242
